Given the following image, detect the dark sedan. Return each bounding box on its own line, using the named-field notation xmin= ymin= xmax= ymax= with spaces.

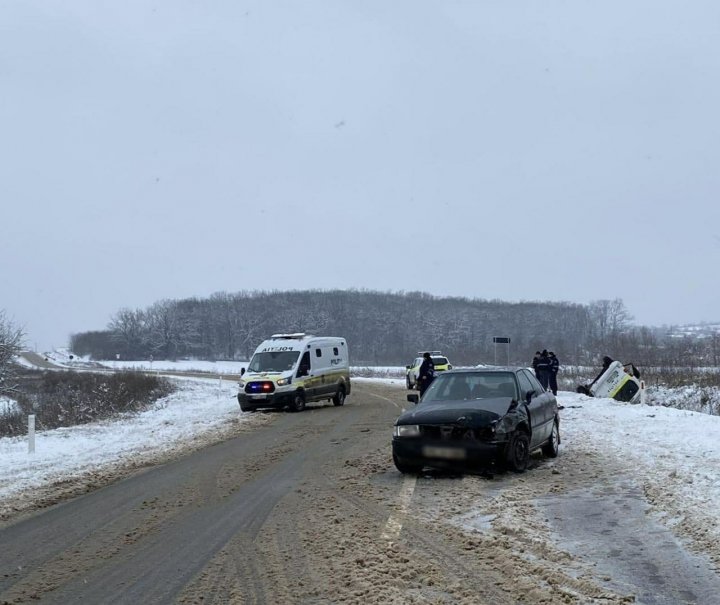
xmin=392 ymin=367 xmax=560 ymax=473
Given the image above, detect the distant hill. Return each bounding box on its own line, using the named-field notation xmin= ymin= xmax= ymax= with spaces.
xmin=69 ymin=289 xmax=649 ymax=366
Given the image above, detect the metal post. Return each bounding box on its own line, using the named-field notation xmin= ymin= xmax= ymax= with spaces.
xmin=640 ymin=381 xmax=646 ymax=405
xmin=28 ymin=415 xmax=35 ymax=454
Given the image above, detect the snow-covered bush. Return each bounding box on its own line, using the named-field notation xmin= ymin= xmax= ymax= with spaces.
xmin=0 ymin=370 xmax=175 ymax=437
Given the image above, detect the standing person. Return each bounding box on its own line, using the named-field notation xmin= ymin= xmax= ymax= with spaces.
xmin=548 ymin=352 xmax=560 ymax=396
xmin=536 ymin=350 xmax=552 ymax=390
xmin=532 ymin=351 xmax=541 ymax=379
xmin=417 ymin=352 xmax=435 ymax=397
xmin=590 ymin=355 xmax=614 ymax=387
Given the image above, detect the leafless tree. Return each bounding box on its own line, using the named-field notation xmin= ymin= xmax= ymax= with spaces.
xmin=108 ymin=308 xmax=146 ymax=357
xmin=0 ymin=311 xmax=25 ymax=398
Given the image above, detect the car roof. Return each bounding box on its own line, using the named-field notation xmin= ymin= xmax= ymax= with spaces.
xmin=439 ymin=366 xmax=522 ymax=374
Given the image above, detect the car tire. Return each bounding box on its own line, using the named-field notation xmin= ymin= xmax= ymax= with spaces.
xmin=332 ymin=386 xmax=346 ymax=406
xmin=505 ymin=432 xmax=530 ymax=472
xmin=393 ymin=452 xmax=424 ymax=474
xmin=289 ymin=391 xmax=306 ymax=413
xmin=238 ymin=395 xmax=255 ymax=413
xmin=542 ymin=419 xmax=560 ymax=458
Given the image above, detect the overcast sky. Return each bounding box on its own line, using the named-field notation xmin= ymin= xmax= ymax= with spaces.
xmin=2 ymin=1 xmax=719 ymax=351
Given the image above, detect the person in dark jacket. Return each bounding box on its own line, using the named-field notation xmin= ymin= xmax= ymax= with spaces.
xmin=417 ymin=352 xmax=435 ymax=396
xmin=548 ymin=352 xmax=560 ymax=396
xmin=535 ymin=350 xmax=552 ymax=390
xmin=532 ymin=351 xmax=541 ymax=379
xmin=593 ymin=356 xmax=614 ymax=385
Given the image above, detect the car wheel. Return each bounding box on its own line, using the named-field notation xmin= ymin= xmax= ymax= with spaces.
xmin=393 ymin=452 xmax=424 ymax=474
xmin=332 ymin=386 xmax=346 ymax=406
xmin=505 ymin=432 xmax=530 ymax=472
xmin=289 ymin=392 xmax=306 ymax=413
xmin=542 ymin=420 xmax=560 ymax=458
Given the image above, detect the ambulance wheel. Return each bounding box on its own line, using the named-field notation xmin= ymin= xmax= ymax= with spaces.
xmin=332 ymin=386 xmax=346 ymax=406
xmin=238 ymin=395 xmax=255 ymax=413
xmin=289 ymin=392 xmax=306 ymax=413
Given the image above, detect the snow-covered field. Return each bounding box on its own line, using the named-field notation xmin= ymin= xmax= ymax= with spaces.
xmin=39 ymin=349 xmax=407 ymax=377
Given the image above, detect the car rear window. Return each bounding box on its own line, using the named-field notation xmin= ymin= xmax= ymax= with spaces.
xmin=432 ymin=357 xmax=449 ymax=365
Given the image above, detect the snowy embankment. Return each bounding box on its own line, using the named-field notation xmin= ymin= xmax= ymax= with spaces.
xmin=558 ymin=390 xmax=720 ymax=565
xmin=0 ymin=377 xmax=268 ymax=519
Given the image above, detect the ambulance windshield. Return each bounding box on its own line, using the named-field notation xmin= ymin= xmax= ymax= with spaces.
xmin=248 ymin=351 xmax=300 ymax=373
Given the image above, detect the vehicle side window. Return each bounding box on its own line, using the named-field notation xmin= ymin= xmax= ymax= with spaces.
xmin=333 ymin=347 xmax=339 ymax=355
xmin=517 ymin=371 xmax=534 ymax=399
xmin=297 ymin=352 xmax=311 ymax=377
xmin=521 ymin=370 xmax=544 ymax=395
xmin=315 ymin=348 xmax=322 ymax=357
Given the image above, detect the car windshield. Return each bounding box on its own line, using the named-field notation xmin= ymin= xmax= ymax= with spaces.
xmin=422 ymin=372 xmax=518 ymax=402
xmin=248 ymin=351 xmax=299 ymax=373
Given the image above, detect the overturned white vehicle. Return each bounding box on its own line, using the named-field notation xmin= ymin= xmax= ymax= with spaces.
xmin=577 ymin=357 xmax=642 ymax=403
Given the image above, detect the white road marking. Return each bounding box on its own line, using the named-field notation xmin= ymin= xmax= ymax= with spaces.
xmin=367 ymin=388 xmax=415 ymax=542
xmin=381 ymin=475 xmax=417 ymax=543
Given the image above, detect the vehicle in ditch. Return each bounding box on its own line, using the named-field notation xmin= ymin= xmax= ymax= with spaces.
xmin=576 ymin=358 xmax=642 ymax=403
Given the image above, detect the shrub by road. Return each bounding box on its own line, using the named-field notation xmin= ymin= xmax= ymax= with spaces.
xmin=0 ymin=369 xmax=175 ymax=437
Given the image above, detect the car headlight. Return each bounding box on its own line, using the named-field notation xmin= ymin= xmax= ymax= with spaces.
xmin=277 ymin=376 xmax=292 ymax=386
xmin=238 ymin=381 xmax=245 ymax=389
xmin=495 ymin=415 xmax=514 ymax=433
xmin=393 ymin=424 xmax=421 ymax=438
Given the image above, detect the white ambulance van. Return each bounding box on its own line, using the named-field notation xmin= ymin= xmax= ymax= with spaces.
xmin=237 ymin=333 xmax=351 ymax=413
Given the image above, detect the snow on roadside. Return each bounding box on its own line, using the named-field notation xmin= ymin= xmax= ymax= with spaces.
xmin=95 ymin=359 xmax=248 ymax=374
xmin=0 ymin=377 xmax=262 ymax=518
xmin=558 ymin=390 xmax=720 ymax=564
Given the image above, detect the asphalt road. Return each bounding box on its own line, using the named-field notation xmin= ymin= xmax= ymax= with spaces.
xmin=2 ymin=380 xmax=720 ymax=604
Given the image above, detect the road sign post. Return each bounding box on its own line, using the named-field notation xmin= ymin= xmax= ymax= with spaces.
xmin=493 ymin=337 xmax=511 ymax=365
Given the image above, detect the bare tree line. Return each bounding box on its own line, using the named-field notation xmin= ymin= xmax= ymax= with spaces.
xmin=66 ymin=290 xmax=720 ymax=368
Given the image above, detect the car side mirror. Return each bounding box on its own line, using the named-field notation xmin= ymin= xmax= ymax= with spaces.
xmin=240 ymin=368 xmax=246 ymax=376
xmin=525 ymin=390 xmax=533 ymax=404
xmin=405 ymin=365 xmax=411 ymax=370
xmin=407 ymin=393 xmax=419 ymax=405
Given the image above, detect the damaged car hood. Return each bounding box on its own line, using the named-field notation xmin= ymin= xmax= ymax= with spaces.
xmin=397 ymin=397 xmax=517 ymax=427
